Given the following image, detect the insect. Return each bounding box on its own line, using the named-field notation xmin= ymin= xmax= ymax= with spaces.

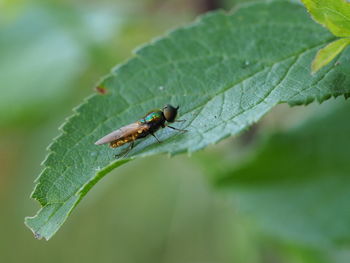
xmin=94 ymin=104 xmax=187 ymax=157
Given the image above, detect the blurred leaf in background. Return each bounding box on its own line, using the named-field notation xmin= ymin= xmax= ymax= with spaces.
xmin=0 ymin=4 xmax=86 ymax=126
xmin=212 ymin=98 xmax=350 ymax=260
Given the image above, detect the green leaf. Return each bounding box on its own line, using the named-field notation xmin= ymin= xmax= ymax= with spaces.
xmin=312 ymin=37 xmax=350 ymax=73
xmin=25 ymin=0 xmax=350 ymax=240
xmin=301 ymin=0 xmax=350 ymax=37
xmin=216 ymin=99 xmax=350 ymax=247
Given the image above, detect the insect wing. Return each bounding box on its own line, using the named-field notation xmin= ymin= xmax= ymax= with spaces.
xmin=95 ymin=122 xmax=145 ymax=145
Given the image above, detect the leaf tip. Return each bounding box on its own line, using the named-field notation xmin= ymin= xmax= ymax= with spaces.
xmin=311 ymin=50 xmax=324 ymax=74
xmin=34 ymin=232 xmax=43 ymax=240
xmin=311 ymin=38 xmax=350 ymax=74
xmin=24 ymin=216 xmax=45 ymax=241
xmin=311 ymin=60 xmax=321 ymax=74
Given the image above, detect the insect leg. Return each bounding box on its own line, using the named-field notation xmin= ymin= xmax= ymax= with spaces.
xmin=114 ymin=141 xmax=135 ymax=159
xmin=174 ymin=119 xmax=186 ymax=122
xmin=151 ymin=132 xmax=162 ymax=143
xmin=167 ymin=125 xmax=188 ymax=132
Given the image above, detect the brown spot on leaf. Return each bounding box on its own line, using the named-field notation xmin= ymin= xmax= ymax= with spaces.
xmin=95 ymin=85 xmax=108 ymax=95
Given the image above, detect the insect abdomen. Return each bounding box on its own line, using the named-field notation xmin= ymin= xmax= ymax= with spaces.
xmin=109 ymin=127 xmax=149 ymax=148
xmin=110 ymin=135 xmax=135 ymax=148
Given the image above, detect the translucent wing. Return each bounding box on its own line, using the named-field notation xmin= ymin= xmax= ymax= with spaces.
xmin=94 ymin=122 xmax=147 ymax=145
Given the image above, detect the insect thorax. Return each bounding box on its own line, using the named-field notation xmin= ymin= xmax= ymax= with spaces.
xmin=141 ymin=110 xmax=164 ymax=124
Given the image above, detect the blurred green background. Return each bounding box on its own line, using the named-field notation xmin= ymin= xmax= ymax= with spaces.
xmin=1 ymin=0 xmax=350 ymax=262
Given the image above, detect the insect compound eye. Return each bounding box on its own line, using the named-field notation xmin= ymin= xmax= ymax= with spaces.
xmin=163 ymin=104 xmax=178 ymax=122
